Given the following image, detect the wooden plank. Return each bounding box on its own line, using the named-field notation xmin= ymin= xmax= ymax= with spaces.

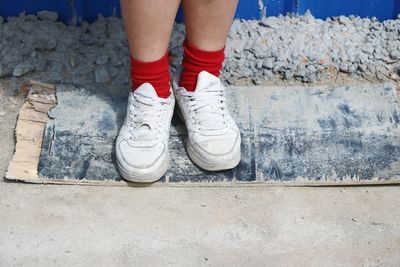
xmin=30 ymin=80 xmax=56 ymax=90
xmin=18 ymin=102 xmax=49 ymax=123
xmin=7 ymin=161 xmax=39 ymax=179
xmin=28 ymin=94 xmax=57 ymax=105
xmin=15 ymin=119 xmax=45 ymax=141
xmin=5 ymin=81 xmax=57 ymax=180
xmin=29 ymin=102 xmax=55 ymax=113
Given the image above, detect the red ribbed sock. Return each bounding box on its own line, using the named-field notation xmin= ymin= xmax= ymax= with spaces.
xmin=130 ymin=51 xmax=171 ymax=98
xmin=179 ymin=40 xmax=225 ymax=91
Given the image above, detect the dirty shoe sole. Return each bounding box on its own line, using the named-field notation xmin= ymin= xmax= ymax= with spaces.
xmin=117 ymin=152 xmax=170 ymax=183
xmin=187 ymin=141 xmax=241 ymax=171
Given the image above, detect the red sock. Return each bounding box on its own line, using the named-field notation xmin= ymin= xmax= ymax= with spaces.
xmin=179 ymin=40 xmax=225 ymax=91
xmin=130 ymin=51 xmax=171 ymax=98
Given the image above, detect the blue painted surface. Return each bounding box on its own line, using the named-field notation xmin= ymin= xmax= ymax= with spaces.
xmin=0 ymin=0 xmax=399 ymax=24
xmin=0 ymin=0 xmax=72 ymax=23
xmin=297 ymin=0 xmax=400 ymax=21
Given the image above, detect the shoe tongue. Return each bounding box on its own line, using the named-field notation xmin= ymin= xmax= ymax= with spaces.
xmin=134 ymin=83 xmax=158 ymax=99
xmin=131 ymin=83 xmax=158 ymax=136
xmin=194 ymin=71 xmax=220 ymax=92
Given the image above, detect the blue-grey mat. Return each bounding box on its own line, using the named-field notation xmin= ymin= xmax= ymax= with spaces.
xmin=37 ymin=83 xmax=400 ymax=185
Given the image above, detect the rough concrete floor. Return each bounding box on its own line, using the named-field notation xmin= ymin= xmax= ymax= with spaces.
xmin=1 ymin=181 xmax=400 ymax=266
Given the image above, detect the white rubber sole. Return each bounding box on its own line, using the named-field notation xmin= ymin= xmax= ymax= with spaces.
xmin=187 ymin=141 xmax=241 ymax=171
xmin=117 ymin=151 xmax=170 ymax=183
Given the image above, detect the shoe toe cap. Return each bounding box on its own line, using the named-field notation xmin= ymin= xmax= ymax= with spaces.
xmin=192 ymin=129 xmax=240 ymax=156
xmin=117 ymin=140 xmax=166 ymax=170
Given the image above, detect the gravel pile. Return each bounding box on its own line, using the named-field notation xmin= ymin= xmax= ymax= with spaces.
xmin=222 ymin=12 xmax=400 ymax=84
xmin=0 ymin=11 xmax=399 ymax=87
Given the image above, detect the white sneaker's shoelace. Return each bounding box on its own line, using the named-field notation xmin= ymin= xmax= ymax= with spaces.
xmin=181 ymin=82 xmax=228 ymax=132
xmin=127 ymin=93 xmax=171 ymax=141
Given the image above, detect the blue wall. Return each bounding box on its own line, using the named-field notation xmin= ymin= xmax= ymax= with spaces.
xmin=0 ymin=0 xmax=399 ymax=24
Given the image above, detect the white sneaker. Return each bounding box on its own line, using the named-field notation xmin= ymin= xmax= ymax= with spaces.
xmin=172 ymin=69 xmax=241 ymax=171
xmin=116 ymin=83 xmax=175 ymax=182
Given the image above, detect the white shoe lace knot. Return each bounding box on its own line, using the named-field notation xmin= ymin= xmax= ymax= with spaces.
xmin=182 ymin=81 xmax=229 ymax=132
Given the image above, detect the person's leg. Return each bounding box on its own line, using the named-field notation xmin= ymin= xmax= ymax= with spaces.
xmin=179 ymin=0 xmax=238 ymax=91
xmin=182 ymin=0 xmax=238 ymax=51
xmin=121 ymin=0 xmax=181 ymax=98
xmin=121 ymin=0 xmax=181 ymax=61
xmin=116 ymin=0 xmax=180 ymax=183
xmin=173 ymin=0 xmax=241 ymax=171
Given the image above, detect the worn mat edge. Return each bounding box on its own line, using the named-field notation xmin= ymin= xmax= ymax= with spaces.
xmin=5 ymin=173 xmax=400 ymax=187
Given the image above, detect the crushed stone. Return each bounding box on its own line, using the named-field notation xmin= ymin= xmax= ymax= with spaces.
xmin=0 ymin=11 xmax=399 ymax=87
xmin=37 ymin=10 xmax=59 ymax=22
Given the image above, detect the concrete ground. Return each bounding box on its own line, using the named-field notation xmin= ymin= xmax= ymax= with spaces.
xmin=1 ymin=80 xmax=400 ymax=266
xmin=1 ymin=180 xmax=400 ymax=266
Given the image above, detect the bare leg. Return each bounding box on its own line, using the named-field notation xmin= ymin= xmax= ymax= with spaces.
xmin=182 ymin=0 xmax=238 ymax=51
xmin=173 ymin=1 xmax=241 ymax=172
xmin=121 ymin=0 xmax=181 ymax=62
xmin=117 ymin=0 xmax=181 ymax=183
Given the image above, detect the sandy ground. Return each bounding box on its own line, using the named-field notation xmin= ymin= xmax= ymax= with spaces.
xmin=1 ymin=182 xmax=400 ymax=266
xmin=0 ymin=78 xmax=24 ymax=180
